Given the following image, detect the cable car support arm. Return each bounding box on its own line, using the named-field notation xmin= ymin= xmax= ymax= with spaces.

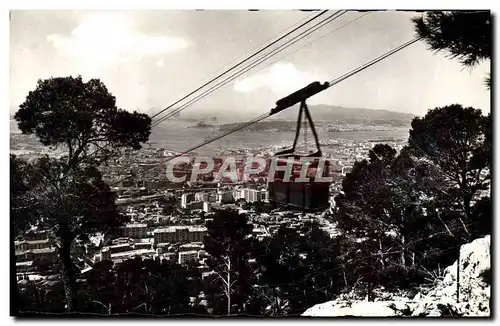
xmin=270 ymin=81 xmax=329 ymax=157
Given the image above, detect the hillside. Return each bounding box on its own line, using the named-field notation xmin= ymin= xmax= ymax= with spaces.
xmin=173 ymin=105 xmax=416 ymax=125
xmin=269 ymin=104 xmax=416 ymax=123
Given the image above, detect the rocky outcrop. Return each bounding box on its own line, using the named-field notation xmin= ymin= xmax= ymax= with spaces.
xmin=302 ymin=235 xmax=491 ymax=317
xmin=411 ymin=235 xmax=491 ymax=316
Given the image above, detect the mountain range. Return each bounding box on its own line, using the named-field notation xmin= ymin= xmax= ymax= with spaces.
xmin=11 ymin=105 xmax=417 ymax=126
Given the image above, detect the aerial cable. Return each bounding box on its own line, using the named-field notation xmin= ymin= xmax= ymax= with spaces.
xmin=197 ymin=12 xmax=327 ymax=83
xmin=151 ymin=11 xmax=371 ymax=128
xmin=151 ymin=11 xmax=346 ymax=127
xmin=151 ymin=11 xmax=347 ymax=128
xmin=327 ymin=34 xmax=427 ymax=87
xmin=149 ymin=10 xmax=329 ymax=120
xmin=80 ymin=14 xmax=335 ymax=164
xmin=113 ymin=31 xmax=430 ymax=187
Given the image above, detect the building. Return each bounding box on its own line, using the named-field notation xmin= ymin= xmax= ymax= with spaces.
xmin=153 ymin=226 xmax=208 ymax=244
xmin=15 ymin=248 xmax=57 ymax=262
xmin=100 ymin=247 xmax=111 ymax=262
xmin=179 ymin=243 xmax=203 ymax=252
xmin=207 ymin=193 xmax=217 ymax=203
xmin=243 ymin=188 xmax=262 ymax=203
xmin=195 ymin=192 xmax=209 ymax=202
xmin=217 ymin=190 xmax=233 ymax=204
xmin=112 ymin=237 xmax=134 ymax=245
xmin=108 ymin=243 xmax=133 ymax=254
xmin=181 ymin=193 xmax=195 ymax=208
xmin=185 ymin=201 xmax=203 ymax=211
xmin=178 ymin=250 xmax=200 ymax=265
xmin=232 ymin=188 xmax=244 ymax=201
xmin=203 ymin=201 xmax=212 ymax=213
xmin=15 ymin=239 xmax=52 ymax=252
xmin=16 ymin=261 xmax=34 ymax=274
xmin=111 ymin=249 xmax=155 ymax=262
xmin=341 ymin=166 xmax=352 ymax=176
xmin=120 ymin=223 xmax=148 ymax=239
xmin=261 ymin=189 xmax=269 ymax=202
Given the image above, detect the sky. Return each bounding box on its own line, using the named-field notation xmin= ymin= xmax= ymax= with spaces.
xmin=9 ymin=10 xmax=491 ymax=120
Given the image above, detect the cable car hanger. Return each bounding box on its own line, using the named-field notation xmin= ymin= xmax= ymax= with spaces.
xmin=270 ymin=81 xmax=330 ymax=158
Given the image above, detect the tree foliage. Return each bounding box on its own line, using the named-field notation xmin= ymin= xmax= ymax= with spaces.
xmin=14 ymin=76 xmax=151 ymax=166
xmin=408 ymin=104 xmax=491 ymax=232
xmin=79 ymin=258 xmax=203 ymax=315
xmin=413 ymin=11 xmax=491 ymax=67
xmin=203 ymin=210 xmax=259 ymax=316
xmin=256 ymin=223 xmax=342 ymax=315
xmin=12 ymin=76 xmax=152 ymax=312
xmin=413 ymin=11 xmax=491 ymax=88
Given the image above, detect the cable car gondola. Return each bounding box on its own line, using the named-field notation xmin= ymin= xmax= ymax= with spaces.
xmin=267 ymin=82 xmax=331 ymax=212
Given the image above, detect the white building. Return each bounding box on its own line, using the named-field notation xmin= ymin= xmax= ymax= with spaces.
xmin=203 ymin=201 xmax=212 ymax=213
xmin=243 ymin=188 xmax=262 ymax=203
xmin=181 ymin=193 xmax=195 ymax=208
xmin=261 ymin=189 xmax=269 ymax=202
xmin=178 ymin=250 xmax=200 ymax=265
xmin=120 ymin=223 xmax=148 ymax=239
xmin=232 ymin=188 xmax=244 ymax=201
xmin=195 ymin=192 xmax=209 ymax=202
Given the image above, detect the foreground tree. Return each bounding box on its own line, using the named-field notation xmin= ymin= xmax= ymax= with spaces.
xmin=408 ymin=104 xmax=491 ymax=236
xmin=256 ymin=224 xmax=342 ymax=315
xmin=80 ymin=258 xmax=202 ymax=315
xmin=26 ymin=158 xmax=128 ymax=311
xmin=11 ymin=154 xmax=40 ymax=315
xmin=203 ymin=210 xmax=258 ymax=316
xmin=15 ymin=76 xmax=151 ymax=168
xmin=13 ymin=76 xmax=152 ymax=311
xmin=413 ymin=11 xmax=491 ymax=88
xmin=332 ymin=144 xmax=459 ymax=294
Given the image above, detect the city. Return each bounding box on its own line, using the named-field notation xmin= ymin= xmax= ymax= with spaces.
xmin=9 ymin=8 xmax=491 ymax=318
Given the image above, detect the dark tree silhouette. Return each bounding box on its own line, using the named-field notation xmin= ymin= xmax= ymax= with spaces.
xmin=332 ymin=144 xmax=466 ymax=294
xmin=14 ymin=76 xmax=151 ymax=167
xmin=413 ymin=11 xmax=491 ymax=88
xmin=80 ymin=258 xmax=202 ymax=315
xmin=256 ymin=224 xmax=342 ymax=315
xmin=11 ymin=154 xmax=40 ymax=315
xmin=408 ymin=104 xmax=491 ymax=231
xmin=23 ymin=157 xmax=128 ymax=311
xmin=12 ymin=76 xmax=152 ymax=312
xmin=203 ymin=210 xmax=258 ymax=316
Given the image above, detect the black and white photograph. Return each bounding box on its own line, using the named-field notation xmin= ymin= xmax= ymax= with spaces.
xmin=8 ymin=4 xmax=492 ymax=318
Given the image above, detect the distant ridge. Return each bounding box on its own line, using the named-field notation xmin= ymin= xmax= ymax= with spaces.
xmin=175 ymin=105 xmax=416 ymax=124
xmin=268 ymin=104 xmax=417 ymax=122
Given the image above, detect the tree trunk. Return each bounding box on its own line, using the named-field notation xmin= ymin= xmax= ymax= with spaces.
xmin=59 ymin=238 xmax=77 ymax=312
xmin=367 ymin=280 xmax=373 ymax=302
xmin=378 ymin=238 xmax=385 ymax=269
xmin=273 ymin=288 xmax=281 ymax=316
xmin=400 ymin=234 xmax=406 ymax=267
xmin=226 ymin=258 xmax=231 ymax=316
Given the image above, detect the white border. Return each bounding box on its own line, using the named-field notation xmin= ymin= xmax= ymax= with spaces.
xmin=2 ymin=1 xmax=498 ymax=326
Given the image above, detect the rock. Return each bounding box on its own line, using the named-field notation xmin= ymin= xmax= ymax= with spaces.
xmin=302 ymin=235 xmax=491 ymax=317
xmin=411 ymin=235 xmax=491 ymax=316
xmin=302 ymin=300 xmax=411 ymax=317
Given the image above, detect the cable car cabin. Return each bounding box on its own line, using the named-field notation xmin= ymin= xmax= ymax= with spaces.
xmin=268 ymin=154 xmax=330 ymax=212
xmin=267 ymin=85 xmax=331 ymax=212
